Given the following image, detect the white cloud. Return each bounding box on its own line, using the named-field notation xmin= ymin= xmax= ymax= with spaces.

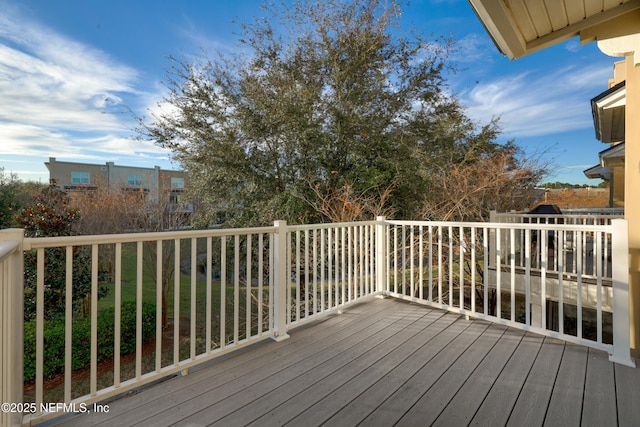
xmin=0 ymin=8 xmax=159 ymax=159
xmin=0 ymin=6 xmax=179 ymax=181
xmin=459 ymin=62 xmax=612 ymax=138
xmin=0 ymin=122 xmax=168 ymax=160
xmin=450 ymin=33 xmax=496 ymax=65
xmin=565 ymin=41 xmax=581 ymax=53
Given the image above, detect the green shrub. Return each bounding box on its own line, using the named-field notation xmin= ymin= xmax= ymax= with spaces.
xmin=24 ymin=301 xmax=156 ymax=382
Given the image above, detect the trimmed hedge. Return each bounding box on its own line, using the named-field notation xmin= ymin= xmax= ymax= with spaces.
xmin=24 ymin=301 xmax=156 ymax=382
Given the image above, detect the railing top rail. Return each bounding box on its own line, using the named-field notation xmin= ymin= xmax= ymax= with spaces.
xmin=23 ymin=225 xmax=277 ymax=250
xmin=0 ymin=240 xmax=19 ymax=262
xmin=500 ymin=207 xmax=623 ymax=213
xmin=385 ymin=219 xmax=619 ymax=232
xmin=287 ymin=220 xmax=379 ymax=232
xmin=493 ymin=212 xmax=624 ymax=219
xmin=13 ymin=215 xmax=626 ymax=250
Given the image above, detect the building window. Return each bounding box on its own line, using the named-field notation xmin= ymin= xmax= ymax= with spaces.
xmin=169 ymin=193 xmax=184 ymax=204
xmin=128 ymin=175 xmax=143 ymax=186
xmin=71 ymin=171 xmax=90 ymax=184
xmin=171 ymin=177 xmax=185 ymax=189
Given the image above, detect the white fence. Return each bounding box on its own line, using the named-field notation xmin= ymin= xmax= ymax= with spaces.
xmin=384 ymin=219 xmax=632 ymax=365
xmin=285 ymin=221 xmax=381 ymax=328
xmin=0 ymin=217 xmax=634 ymax=425
xmin=491 ymin=209 xmax=624 ymax=226
xmin=0 ymin=230 xmax=24 ymax=427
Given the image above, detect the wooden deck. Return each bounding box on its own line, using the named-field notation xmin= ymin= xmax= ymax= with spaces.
xmin=48 ymin=297 xmax=640 ymax=427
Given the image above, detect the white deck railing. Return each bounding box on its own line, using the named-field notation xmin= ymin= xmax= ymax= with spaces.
xmin=384 ymin=219 xmax=632 ymax=367
xmin=491 ymin=209 xmax=624 ymax=226
xmin=490 ymin=210 xmax=625 ymax=279
xmin=285 ymin=221 xmax=381 ymax=328
xmin=0 ymin=217 xmax=634 ymax=425
xmin=0 ymin=230 xmax=24 ymax=427
xmin=19 ymin=226 xmax=281 ymax=425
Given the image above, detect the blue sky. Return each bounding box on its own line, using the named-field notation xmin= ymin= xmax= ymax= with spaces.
xmin=0 ymin=0 xmax=622 ymax=185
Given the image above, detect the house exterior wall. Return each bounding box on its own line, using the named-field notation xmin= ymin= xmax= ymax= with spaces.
xmin=624 ymin=55 xmax=640 ymax=356
xmin=599 ymin=55 xmax=640 ymax=356
xmin=105 ymin=162 xmax=158 ymax=190
xmin=602 ymin=55 xmax=640 ymax=356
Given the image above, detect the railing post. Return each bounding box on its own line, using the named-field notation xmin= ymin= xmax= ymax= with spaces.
xmin=1 ymin=229 xmax=25 ymax=427
xmin=272 ymin=221 xmax=290 ymax=342
xmin=376 ymin=216 xmax=387 ymax=296
xmin=610 ymin=219 xmax=635 ymax=367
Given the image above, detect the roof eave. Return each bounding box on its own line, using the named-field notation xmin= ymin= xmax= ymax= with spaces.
xmin=467 ymin=0 xmax=640 ymax=59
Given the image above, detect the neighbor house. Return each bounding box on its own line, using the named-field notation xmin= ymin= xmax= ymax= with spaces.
xmin=45 ymin=157 xmax=192 ymax=216
xmin=585 ymin=66 xmax=626 ymax=208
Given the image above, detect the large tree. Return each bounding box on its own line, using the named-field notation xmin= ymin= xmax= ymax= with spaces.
xmin=141 ymin=0 xmax=538 ymax=226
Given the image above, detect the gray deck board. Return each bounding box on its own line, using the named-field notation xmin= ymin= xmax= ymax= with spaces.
xmin=187 ymin=305 xmax=433 ymax=426
xmin=470 ymin=332 xmax=545 ymax=426
xmin=321 ymin=314 xmax=476 ymax=427
xmin=615 ymin=362 xmax=640 ymax=426
xmin=431 ymin=327 xmax=526 ymax=427
xmin=506 ymin=337 xmax=565 ymax=427
xmin=207 ymin=308 xmax=441 ymax=426
xmin=395 ymin=324 xmax=508 ymax=427
xmin=278 ymin=312 xmax=456 ymax=425
xmin=358 ymin=320 xmax=491 ymax=426
xmin=47 ymin=297 xmax=640 ymax=427
xmin=543 ymin=343 xmax=588 ymax=427
xmin=582 ymin=348 xmax=617 ymax=427
xmin=238 ymin=310 xmax=447 ymax=427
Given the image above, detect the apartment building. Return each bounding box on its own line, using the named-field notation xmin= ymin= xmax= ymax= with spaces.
xmin=45 ymin=157 xmax=191 ymax=212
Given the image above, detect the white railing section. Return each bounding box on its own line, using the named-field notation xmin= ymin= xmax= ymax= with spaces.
xmin=18 ymin=226 xmax=283 ymax=425
xmin=561 ymin=208 xmax=624 ymax=216
xmin=0 ymin=229 xmax=24 ymax=427
xmin=491 ymin=209 xmax=624 ymax=226
xmin=0 ymin=218 xmax=634 ymax=425
xmin=285 ymin=221 xmax=380 ymax=328
xmin=384 ymin=219 xmax=633 ymax=367
xmin=491 ymin=210 xmax=625 ymax=279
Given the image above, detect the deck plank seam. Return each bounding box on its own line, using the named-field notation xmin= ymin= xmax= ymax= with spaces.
xmin=430 ymin=327 xmax=527 ymax=427
xmin=425 ymin=323 xmax=511 ymax=426
xmin=307 ymin=313 xmax=466 ymax=427
xmin=500 ymin=333 xmax=546 ymax=426
xmin=73 ymin=298 xmax=409 ymax=426
xmin=176 ymin=303 xmax=439 ymax=425
xmin=540 ymin=341 xmax=568 ymax=427
xmin=212 ymin=307 xmax=448 ymax=426
xmin=466 ymin=328 xmax=529 ymax=426
xmin=353 ymin=317 xmax=485 ymax=426
xmin=394 ymin=321 xmax=500 ymax=426
xmin=309 ymin=313 xmax=469 ymax=427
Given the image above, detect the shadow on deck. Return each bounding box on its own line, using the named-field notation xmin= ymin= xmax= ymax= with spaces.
xmin=48 ymin=297 xmax=640 ymax=427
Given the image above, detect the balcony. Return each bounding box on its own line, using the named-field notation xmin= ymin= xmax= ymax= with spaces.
xmin=45 ymin=298 xmax=640 ymax=426
xmin=0 ymin=216 xmax=635 ymax=426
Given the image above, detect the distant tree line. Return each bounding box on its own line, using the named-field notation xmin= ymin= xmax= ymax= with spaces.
xmin=540 ymin=181 xmax=607 ymax=189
